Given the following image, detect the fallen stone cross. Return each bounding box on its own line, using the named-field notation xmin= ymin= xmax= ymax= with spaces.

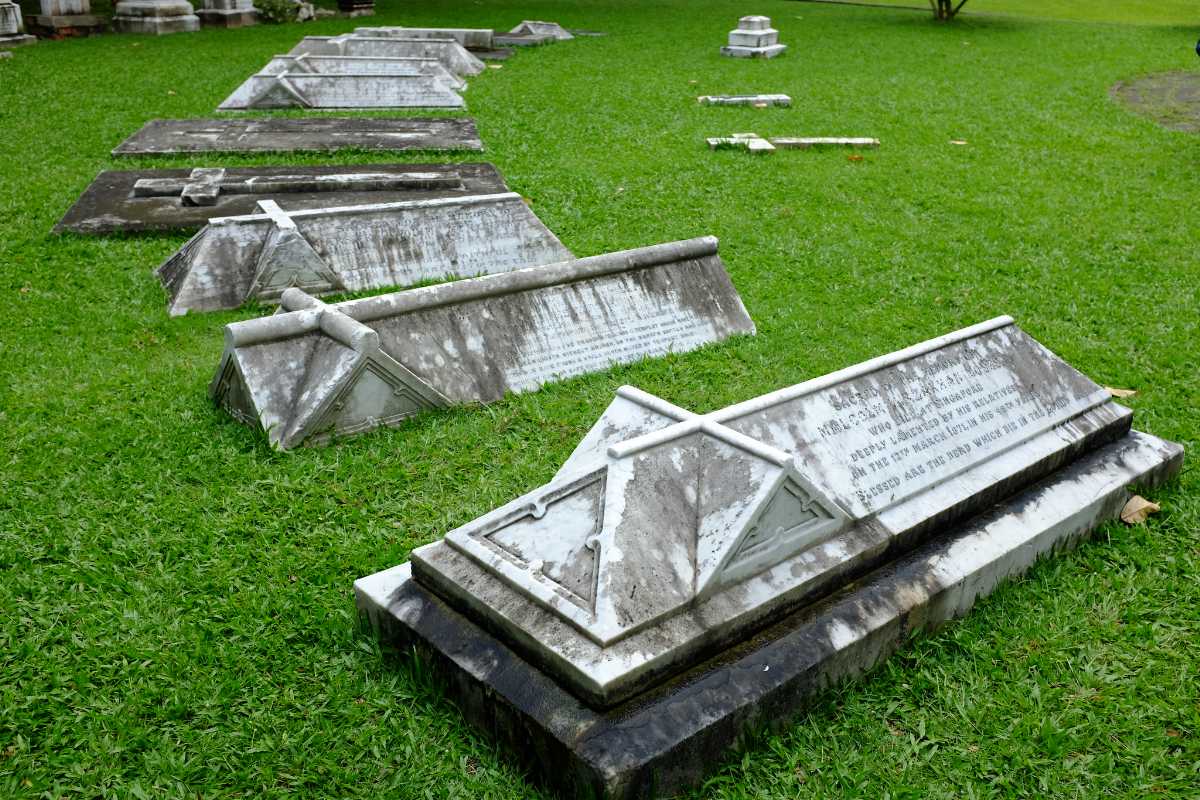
xmin=698 ymin=94 xmax=791 ymax=107
xmin=356 ymin=316 xmax=1182 ymax=799
xmin=211 ymin=237 xmax=755 ymax=449
xmin=707 ymin=133 xmax=881 ymax=153
xmin=159 ymin=191 xmax=572 ymax=316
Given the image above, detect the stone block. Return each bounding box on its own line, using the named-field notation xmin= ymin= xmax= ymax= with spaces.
xmin=55 ymin=162 xmax=507 ymax=234
xmin=210 ymin=237 xmax=755 ymax=449
xmin=698 ymin=94 xmax=791 ymax=107
xmin=355 ymin=25 xmax=494 ymax=50
xmin=356 ymin=317 xmax=1182 ymax=797
xmin=197 ymin=0 xmax=256 ymax=28
xmin=112 ymin=117 xmax=484 ymax=155
xmin=289 ymin=35 xmax=484 ymax=76
xmin=159 ymin=191 xmax=572 ymax=315
xmin=721 ymin=15 xmax=786 ymax=59
xmin=111 ymin=0 xmax=199 ymax=34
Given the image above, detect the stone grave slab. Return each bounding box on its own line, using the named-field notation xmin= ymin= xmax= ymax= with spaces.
xmin=721 ymin=15 xmax=786 ymax=59
xmin=54 ymin=162 xmax=506 ymax=235
xmin=356 ymin=317 xmax=1182 ymax=798
xmin=289 ymin=34 xmax=484 ymax=76
xmin=217 ymin=67 xmax=463 ymax=111
xmin=698 ymin=94 xmax=791 ymax=107
xmin=211 ymin=237 xmax=754 ymax=449
xmin=112 ymin=117 xmax=483 ymax=155
xmin=160 ymin=191 xmax=571 ymax=316
xmin=254 ymin=54 xmax=465 ymax=89
xmin=356 ymin=25 xmax=494 ymax=50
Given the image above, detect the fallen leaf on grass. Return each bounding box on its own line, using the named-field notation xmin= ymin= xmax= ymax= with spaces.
xmin=1106 ymin=386 xmax=1137 ymax=398
xmin=168 ymin=90 xmax=177 ymax=96
xmin=847 ymin=154 xmax=864 ymax=162
xmin=1121 ymin=495 xmax=1160 ymax=525
xmin=487 ymin=64 xmax=503 ymax=70
xmin=688 ymin=80 xmax=698 ymax=85
xmin=752 ymin=102 xmax=768 ymax=108
xmin=950 ymin=139 xmax=968 ymax=145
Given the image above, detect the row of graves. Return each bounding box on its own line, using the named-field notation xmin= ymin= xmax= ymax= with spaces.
xmin=51 ymin=14 xmax=1184 ymax=800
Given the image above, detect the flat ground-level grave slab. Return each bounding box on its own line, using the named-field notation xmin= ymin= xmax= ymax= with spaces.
xmin=160 ymin=191 xmax=572 ymax=315
xmin=356 ymin=317 xmax=1182 ymax=799
xmin=112 ymin=117 xmax=483 ymax=155
xmin=1111 ymin=71 xmax=1200 ymax=133
xmin=211 ymin=237 xmax=754 ymax=449
xmin=55 ymin=162 xmax=506 ymax=234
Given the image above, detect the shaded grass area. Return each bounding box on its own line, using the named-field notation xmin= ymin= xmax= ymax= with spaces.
xmin=799 ymin=0 xmax=1200 ymax=26
xmin=1 ymin=0 xmax=1198 ymax=797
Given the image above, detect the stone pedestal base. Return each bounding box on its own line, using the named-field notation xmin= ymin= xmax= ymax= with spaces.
xmin=27 ymin=13 xmax=106 ymax=36
xmin=112 ymin=0 xmax=199 ymax=33
xmin=0 ymin=32 xmax=35 ymax=46
xmin=721 ymin=43 xmax=787 ymax=58
xmin=197 ymin=7 xmax=256 ymax=27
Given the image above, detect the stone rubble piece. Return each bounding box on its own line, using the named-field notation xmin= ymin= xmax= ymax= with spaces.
xmin=112 ymin=117 xmax=483 ymax=155
xmin=211 ymin=237 xmax=755 ymax=449
xmin=159 ymin=191 xmax=572 ymax=316
xmin=721 ymin=15 xmax=786 ymax=59
xmin=217 ymin=63 xmax=464 ymax=110
xmin=289 ymin=34 xmax=485 ymax=76
xmin=356 ymin=317 xmax=1182 ymax=798
xmin=708 ymin=133 xmax=880 ymax=153
xmin=55 ymin=162 xmax=507 ymax=234
xmin=698 ymin=94 xmax=791 ymax=107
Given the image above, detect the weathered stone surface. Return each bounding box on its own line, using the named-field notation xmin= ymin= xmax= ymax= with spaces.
xmin=494 ymin=19 xmax=573 ymax=46
xmin=217 ymin=65 xmax=463 ymax=110
xmin=111 ymin=0 xmax=199 ymax=34
xmin=55 ymin=162 xmax=507 ymax=235
xmin=698 ymin=94 xmax=791 ymax=107
xmin=721 ymin=15 xmax=786 ymax=59
xmin=708 ymin=133 xmax=879 ymax=152
xmin=355 ymin=25 xmax=494 ymax=50
xmin=160 ymin=191 xmax=571 ymax=315
xmin=409 ymin=317 xmax=1171 ymax=707
xmin=0 ymin=0 xmax=35 ymax=45
xmin=289 ymin=34 xmax=484 ymax=76
xmin=356 ymin=426 xmax=1181 ymax=799
xmin=258 ymin=53 xmax=464 ymax=88
xmin=211 ymin=237 xmax=755 ymax=449
xmin=112 ymin=117 xmax=483 ymax=155
xmin=197 ymin=0 xmax=255 ymax=27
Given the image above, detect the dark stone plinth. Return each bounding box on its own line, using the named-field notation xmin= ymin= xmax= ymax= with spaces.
xmin=55 ymin=162 xmax=507 ymax=235
xmin=493 ymin=32 xmax=555 ymax=47
xmin=336 ymin=0 xmax=373 ymax=16
xmin=357 ymin=431 xmax=1182 ymax=800
xmin=112 ymin=117 xmax=483 ymax=156
xmin=27 ymin=13 xmax=107 ymax=36
xmin=471 ymin=47 xmax=513 ymax=60
xmin=196 ymin=8 xmax=255 ymax=27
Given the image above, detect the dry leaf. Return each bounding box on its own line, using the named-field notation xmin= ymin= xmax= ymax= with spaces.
xmin=487 ymin=64 xmax=503 ymax=70
xmin=1121 ymin=495 xmax=1160 ymax=525
xmin=1106 ymin=386 xmax=1137 ymax=398
xmin=688 ymin=80 xmax=698 ymax=85
xmin=752 ymin=102 xmax=768 ymax=108
xmin=167 ymin=90 xmax=177 ymax=96
xmin=847 ymin=154 xmax=864 ymax=162
xmin=950 ymin=139 xmax=968 ymax=145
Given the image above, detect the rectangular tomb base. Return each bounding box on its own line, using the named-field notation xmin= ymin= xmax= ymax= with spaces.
xmin=112 ymin=117 xmax=483 ymax=155
xmin=356 ymin=429 xmax=1181 ymax=800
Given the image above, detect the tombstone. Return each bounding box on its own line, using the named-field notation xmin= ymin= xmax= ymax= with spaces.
xmin=288 ymin=35 xmax=485 ymax=77
xmin=160 ymin=191 xmax=573 ymax=316
xmin=197 ymin=0 xmax=256 ymax=28
xmin=494 ymin=20 xmax=574 ymax=47
xmin=111 ymin=0 xmax=199 ymax=34
xmin=355 ymin=316 xmax=1182 ymax=799
xmin=112 ymin=117 xmax=484 ymax=155
xmin=55 ymin=162 xmax=507 ymax=234
xmin=0 ymin=0 xmax=35 ymax=47
xmin=211 ymin=237 xmax=754 ymax=449
xmin=355 ymin=26 xmax=495 ymax=51
xmin=217 ymin=67 xmax=464 ymax=110
xmin=698 ymin=94 xmax=791 ymax=107
xmin=721 ymin=15 xmax=786 ymax=59
xmin=26 ymin=0 xmax=106 ymax=37
xmin=258 ymin=54 xmax=464 ymax=89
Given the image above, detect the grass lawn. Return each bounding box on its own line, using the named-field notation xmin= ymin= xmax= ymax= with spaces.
xmin=2 ymin=0 xmax=1198 ymax=797
xmin=807 ymin=0 xmax=1200 ymax=26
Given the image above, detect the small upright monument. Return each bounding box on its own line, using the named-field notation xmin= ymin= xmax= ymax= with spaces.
xmin=721 ymin=15 xmax=786 ymax=59
xmin=111 ymin=0 xmax=200 ymax=34
xmin=0 ymin=0 xmax=36 ymax=47
xmin=27 ymin=0 xmax=106 ymax=37
xmin=197 ymin=0 xmax=257 ymax=28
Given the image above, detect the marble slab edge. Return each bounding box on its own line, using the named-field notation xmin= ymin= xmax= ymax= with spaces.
xmin=355 ymin=429 xmax=1182 ymax=799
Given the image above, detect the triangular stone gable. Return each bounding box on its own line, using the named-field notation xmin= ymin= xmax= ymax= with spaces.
xmin=248 ymin=225 xmax=342 ymax=302
xmin=211 ymin=356 xmax=259 ymax=427
xmin=250 ymin=75 xmax=310 ymax=109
